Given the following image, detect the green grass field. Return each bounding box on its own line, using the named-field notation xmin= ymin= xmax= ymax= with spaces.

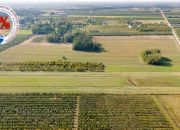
xmin=0 ymin=72 xmax=179 ymax=94
xmin=17 ymin=30 xmax=32 ymax=35
xmin=133 ymin=76 xmax=180 ymax=87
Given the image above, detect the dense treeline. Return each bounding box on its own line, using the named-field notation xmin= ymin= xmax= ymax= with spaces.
xmin=32 ymin=24 xmax=54 ymax=34
xmin=73 ymin=32 xmax=102 ymax=52
xmin=32 ymin=22 xmax=73 ymax=43
xmin=64 ymin=31 xmax=103 ymax=52
xmin=32 ymin=20 xmax=103 ymax=52
xmin=47 ymin=22 xmax=73 ymax=43
xmin=39 ymin=20 xmax=103 ymax=52
xmin=0 ymin=60 xmax=105 ymax=72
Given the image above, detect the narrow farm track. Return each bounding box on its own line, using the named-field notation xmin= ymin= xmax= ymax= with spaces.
xmin=161 ymin=10 xmax=180 ymax=48
xmin=157 ymin=96 xmax=180 ymax=129
xmin=73 ymin=96 xmax=80 ymax=130
xmin=21 ymin=35 xmax=46 ymax=45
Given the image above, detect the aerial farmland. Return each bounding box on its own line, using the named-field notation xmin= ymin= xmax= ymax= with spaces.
xmin=0 ymin=1 xmax=180 ymax=129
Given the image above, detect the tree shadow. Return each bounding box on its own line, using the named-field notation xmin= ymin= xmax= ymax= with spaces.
xmin=162 ymin=57 xmax=172 ymax=62
xmin=74 ymin=46 xmax=107 ymax=53
xmin=95 ymin=47 xmax=107 ymax=53
xmin=155 ymin=57 xmax=173 ymax=67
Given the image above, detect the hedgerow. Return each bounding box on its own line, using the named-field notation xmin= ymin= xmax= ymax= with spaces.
xmin=0 ymin=60 xmax=105 ymax=72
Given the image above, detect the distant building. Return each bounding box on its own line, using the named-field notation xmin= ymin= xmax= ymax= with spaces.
xmin=128 ymin=25 xmax=132 ymax=29
xmin=49 ymin=10 xmax=65 ymax=16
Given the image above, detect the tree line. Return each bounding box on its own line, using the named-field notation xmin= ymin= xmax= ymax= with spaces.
xmin=32 ymin=21 xmax=103 ymax=52
xmin=0 ymin=60 xmax=105 ymax=72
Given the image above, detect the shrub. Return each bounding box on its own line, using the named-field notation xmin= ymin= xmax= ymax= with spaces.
xmin=72 ymin=31 xmax=102 ymax=52
xmin=141 ymin=48 xmax=163 ymax=65
xmin=47 ymin=34 xmax=62 ymax=43
xmin=47 ymin=22 xmax=73 ymax=43
xmin=64 ymin=31 xmax=84 ymax=43
xmin=64 ymin=32 xmax=75 ymax=43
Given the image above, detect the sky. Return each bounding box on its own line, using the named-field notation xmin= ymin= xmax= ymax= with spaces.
xmin=1 ymin=0 xmax=180 ymax=3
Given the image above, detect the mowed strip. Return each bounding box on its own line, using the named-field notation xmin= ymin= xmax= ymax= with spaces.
xmin=132 ymin=76 xmax=180 ymax=87
xmin=0 ymin=72 xmax=180 ymax=94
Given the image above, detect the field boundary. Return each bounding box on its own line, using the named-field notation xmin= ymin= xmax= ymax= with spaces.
xmin=0 ymin=34 xmax=33 ymax=53
xmin=157 ymin=95 xmax=180 ymax=129
xmin=161 ymin=10 xmax=180 ymax=48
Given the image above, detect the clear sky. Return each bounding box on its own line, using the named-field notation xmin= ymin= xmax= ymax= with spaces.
xmin=1 ymin=0 xmax=180 ymax=3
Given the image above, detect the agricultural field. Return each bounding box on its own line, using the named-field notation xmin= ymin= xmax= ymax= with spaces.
xmin=132 ymin=76 xmax=180 ymax=87
xmin=167 ymin=18 xmax=180 ymax=26
xmin=1 ymin=35 xmax=180 ymax=72
xmin=165 ymin=11 xmax=180 ymax=18
xmin=79 ymin=94 xmax=174 ymax=130
xmin=0 ymin=30 xmax=32 ymax=52
xmin=0 ymin=72 xmax=179 ymax=94
xmin=175 ymin=27 xmax=180 ymax=39
xmin=159 ymin=95 xmax=180 ymax=128
xmin=68 ymin=14 xmax=170 ymax=36
xmin=68 ymin=10 xmax=163 ymax=17
xmin=165 ymin=11 xmax=180 ymax=39
xmin=0 ymin=5 xmax=180 ymax=129
xmin=0 ymin=94 xmax=77 ymax=129
xmin=0 ymin=93 xmax=176 ymax=129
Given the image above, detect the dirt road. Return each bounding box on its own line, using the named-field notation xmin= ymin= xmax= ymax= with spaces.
xmin=161 ymin=10 xmax=180 ymax=46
